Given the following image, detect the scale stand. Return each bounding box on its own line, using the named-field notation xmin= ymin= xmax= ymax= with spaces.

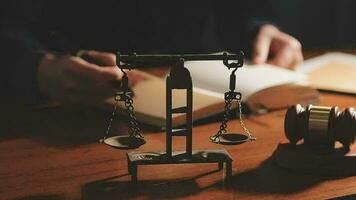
xmin=127 ymin=59 xmax=233 ymax=182
xmin=101 ymin=52 xmax=249 ymax=182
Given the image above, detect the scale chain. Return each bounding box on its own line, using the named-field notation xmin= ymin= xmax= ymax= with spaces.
xmin=237 ymin=99 xmax=256 ymax=140
xmin=210 ymin=98 xmax=256 ymax=143
xmin=100 ymin=92 xmax=144 ymax=143
xmin=210 ymin=98 xmax=232 ymax=143
xmin=100 ymin=97 xmax=119 ymax=143
xmin=124 ymin=94 xmax=143 ymax=138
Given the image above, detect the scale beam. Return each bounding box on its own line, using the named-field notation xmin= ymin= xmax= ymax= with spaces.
xmin=117 ymin=52 xmax=244 ymax=69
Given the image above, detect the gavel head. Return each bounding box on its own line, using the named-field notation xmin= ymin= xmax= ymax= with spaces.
xmin=284 ymin=104 xmax=356 ymax=151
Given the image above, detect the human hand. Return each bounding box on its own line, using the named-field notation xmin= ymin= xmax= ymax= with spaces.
xmin=252 ymin=24 xmax=303 ymax=69
xmin=37 ymin=50 xmax=141 ymax=105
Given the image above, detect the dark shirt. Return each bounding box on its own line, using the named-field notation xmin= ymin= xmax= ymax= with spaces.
xmin=0 ymin=0 xmax=271 ymax=103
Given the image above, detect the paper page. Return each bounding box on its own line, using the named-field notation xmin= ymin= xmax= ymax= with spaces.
xmin=298 ymin=52 xmax=356 ymax=94
xmin=297 ymin=52 xmax=356 ymax=73
xmin=185 ymin=60 xmax=305 ymax=101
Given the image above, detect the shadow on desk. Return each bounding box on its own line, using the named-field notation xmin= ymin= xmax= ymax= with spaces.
xmin=81 ymin=162 xmax=320 ymax=200
xmin=82 ymin=171 xmax=218 ymax=200
xmin=81 ymin=145 xmax=354 ymax=200
xmin=218 ymin=158 xmax=321 ymax=194
xmin=212 ymin=144 xmax=356 ymax=196
xmin=16 ymin=195 xmax=66 ymax=200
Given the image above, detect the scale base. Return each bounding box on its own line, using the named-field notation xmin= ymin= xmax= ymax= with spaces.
xmin=127 ymin=148 xmax=233 ymax=182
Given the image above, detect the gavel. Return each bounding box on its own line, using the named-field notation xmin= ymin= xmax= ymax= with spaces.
xmin=284 ymin=104 xmax=356 ymax=151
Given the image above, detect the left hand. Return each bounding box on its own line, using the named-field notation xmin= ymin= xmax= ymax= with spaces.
xmin=252 ymin=24 xmax=303 ymax=69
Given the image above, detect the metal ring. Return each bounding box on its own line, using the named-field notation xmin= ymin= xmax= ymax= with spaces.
xmin=308 ymin=105 xmax=331 ymax=145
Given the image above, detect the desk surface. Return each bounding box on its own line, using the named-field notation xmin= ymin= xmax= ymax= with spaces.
xmin=1 ymin=92 xmax=356 ymax=200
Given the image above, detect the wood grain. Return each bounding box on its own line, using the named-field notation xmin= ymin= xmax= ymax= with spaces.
xmin=1 ymin=92 xmax=356 ymax=200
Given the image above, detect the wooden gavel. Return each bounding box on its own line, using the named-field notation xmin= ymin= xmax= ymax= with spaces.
xmin=284 ymin=104 xmax=356 ymax=151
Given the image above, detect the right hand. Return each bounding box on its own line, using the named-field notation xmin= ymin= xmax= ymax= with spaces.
xmin=252 ymin=24 xmax=303 ymax=69
xmin=38 ymin=51 xmax=129 ymax=105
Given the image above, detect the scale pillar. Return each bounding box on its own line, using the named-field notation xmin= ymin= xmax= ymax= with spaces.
xmin=166 ymin=61 xmax=193 ymax=157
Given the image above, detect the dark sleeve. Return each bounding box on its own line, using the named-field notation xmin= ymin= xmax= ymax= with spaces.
xmin=213 ymin=0 xmax=276 ymax=57
xmin=0 ymin=0 xmax=45 ymax=103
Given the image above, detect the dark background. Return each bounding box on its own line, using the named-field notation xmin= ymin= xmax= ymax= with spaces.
xmin=1 ymin=0 xmax=356 ymax=102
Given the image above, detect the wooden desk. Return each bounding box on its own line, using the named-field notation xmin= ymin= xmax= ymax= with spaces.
xmin=1 ymin=92 xmax=356 ymax=200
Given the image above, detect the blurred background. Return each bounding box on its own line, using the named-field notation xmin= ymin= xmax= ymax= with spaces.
xmin=268 ymin=0 xmax=356 ymax=50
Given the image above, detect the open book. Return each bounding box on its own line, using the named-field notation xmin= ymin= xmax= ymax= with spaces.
xmin=298 ymin=52 xmax=356 ymax=94
xmin=106 ymin=60 xmax=319 ymax=127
